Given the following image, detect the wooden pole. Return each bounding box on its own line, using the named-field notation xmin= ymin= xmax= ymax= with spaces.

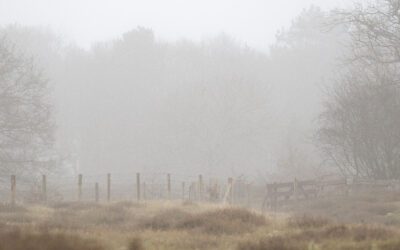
xmin=11 ymin=175 xmax=16 ymax=206
xmin=189 ymin=183 xmax=193 ymax=201
xmin=42 ymin=174 xmax=47 ymax=203
xmin=78 ymin=174 xmax=82 ymax=202
xmin=107 ymin=173 xmax=111 ymax=202
xmin=136 ymin=173 xmax=141 ymax=201
xmin=198 ymin=175 xmax=203 ymax=201
xmin=167 ymin=173 xmax=171 ymax=200
xmin=182 ymin=182 xmax=185 ymax=201
xmin=95 ymin=182 xmax=99 ymax=203
xmin=216 ymin=180 xmax=220 ymax=200
xmin=246 ymin=183 xmax=251 ymax=207
xmin=273 ymin=182 xmax=278 ymax=210
xmin=228 ymin=177 xmax=233 ymax=205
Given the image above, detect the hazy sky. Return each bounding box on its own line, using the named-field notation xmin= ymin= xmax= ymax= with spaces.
xmin=1 ymin=0 xmax=350 ymax=51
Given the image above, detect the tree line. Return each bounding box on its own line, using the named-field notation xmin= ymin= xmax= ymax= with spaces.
xmin=1 ymin=1 xmax=399 ymax=181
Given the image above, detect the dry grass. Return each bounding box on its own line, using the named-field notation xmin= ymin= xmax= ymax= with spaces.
xmin=176 ymin=208 xmax=267 ymax=234
xmin=238 ymin=235 xmax=307 ymax=250
xmin=287 ymin=215 xmax=331 ymax=229
xmin=139 ymin=208 xmax=192 ymax=230
xmin=0 ymin=200 xmax=399 ymax=249
xmin=238 ymin=223 xmax=399 ymax=250
xmin=0 ymin=229 xmax=103 ymax=250
xmin=128 ymin=237 xmax=144 ymax=250
xmin=137 ymin=207 xmax=267 ymax=235
xmin=277 ymin=190 xmax=400 ymax=226
xmin=292 ymin=224 xmax=395 ymax=242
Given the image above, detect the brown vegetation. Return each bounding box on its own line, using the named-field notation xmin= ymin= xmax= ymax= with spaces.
xmin=287 ymin=215 xmax=331 ymax=229
xmin=128 ymin=237 xmax=144 ymax=250
xmin=239 ymin=220 xmax=400 ymax=250
xmin=175 ymin=208 xmax=267 ymax=234
xmin=0 ymin=199 xmax=399 ymax=249
xmin=0 ymin=230 xmax=103 ymax=250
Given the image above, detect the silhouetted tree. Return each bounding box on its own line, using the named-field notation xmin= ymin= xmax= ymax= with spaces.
xmin=0 ymin=38 xmax=54 ymax=175
xmin=318 ymin=65 xmax=400 ymax=179
xmin=318 ymin=0 xmax=400 ymax=179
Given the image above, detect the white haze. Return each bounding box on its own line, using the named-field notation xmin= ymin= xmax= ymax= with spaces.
xmin=0 ymin=0 xmax=349 ymax=51
xmin=0 ymin=0 xmax=351 ymax=182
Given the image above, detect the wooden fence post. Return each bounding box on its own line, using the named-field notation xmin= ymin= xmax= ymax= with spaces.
xmin=136 ymin=173 xmax=141 ymax=201
xmin=228 ymin=177 xmax=233 ymax=205
xmin=95 ymin=182 xmax=99 ymax=203
xmin=273 ymin=182 xmax=278 ymax=210
xmin=188 ymin=183 xmax=193 ymax=201
xmin=78 ymin=174 xmax=82 ymax=202
xmin=42 ymin=174 xmax=47 ymax=203
xmin=198 ymin=175 xmax=203 ymax=201
xmin=246 ymin=183 xmax=251 ymax=207
xmin=11 ymin=175 xmax=16 ymax=206
xmin=107 ymin=173 xmax=111 ymax=202
xmin=167 ymin=173 xmax=171 ymax=200
xmin=216 ymin=180 xmax=220 ymax=201
xmin=193 ymin=181 xmax=198 ymax=200
xmin=182 ymin=182 xmax=185 ymax=201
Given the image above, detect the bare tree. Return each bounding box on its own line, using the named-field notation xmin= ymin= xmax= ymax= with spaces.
xmin=318 ymin=64 xmax=400 ymax=179
xmin=337 ymin=0 xmax=400 ymax=66
xmin=0 ymin=38 xmax=54 ymax=176
xmin=317 ymin=1 xmax=400 ymax=180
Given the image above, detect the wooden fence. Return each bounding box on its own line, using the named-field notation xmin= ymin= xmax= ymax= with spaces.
xmin=262 ymin=178 xmax=400 ymax=211
xmin=3 ymin=173 xmax=398 ymax=212
xmin=0 ymin=173 xmax=261 ymax=208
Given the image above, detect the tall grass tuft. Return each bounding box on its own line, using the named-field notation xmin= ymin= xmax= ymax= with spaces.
xmin=0 ymin=230 xmax=104 ymax=250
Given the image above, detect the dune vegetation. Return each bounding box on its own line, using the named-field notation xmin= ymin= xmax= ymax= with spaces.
xmin=0 ymin=199 xmax=400 ymax=250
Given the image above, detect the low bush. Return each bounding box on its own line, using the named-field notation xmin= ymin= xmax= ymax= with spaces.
xmin=351 ymin=225 xmax=394 ymax=242
xmin=291 ymin=223 xmax=395 ymax=246
xmin=128 ymin=237 xmax=144 ymax=250
xmin=0 ymin=230 xmax=103 ymax=250
xmin=140 ymin=207 xmax=266 ymax=234
xmin=237 ymin=236 xmax=306 ymax=250
xmin=178 ymin=208 xmax=267 ymax=234
xmin=287 ymin=215 xmax=331 ymax=229
xmin=140 ymin=208 xmax=191 ymax=230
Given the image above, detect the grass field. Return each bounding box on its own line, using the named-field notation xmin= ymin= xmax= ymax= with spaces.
xmin=1 ymin=195 xmax=400 ymax=250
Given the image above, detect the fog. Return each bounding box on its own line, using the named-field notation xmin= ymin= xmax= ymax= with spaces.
xmin=1 ymin=0 xmax=348 ymax=50
xmin=0 ymin=0 xmax=363 ymax=181
xmin=4 ymin=1 xmax=400 ymax=249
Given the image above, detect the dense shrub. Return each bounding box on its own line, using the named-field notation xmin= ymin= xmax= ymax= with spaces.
xmin=128 ymin=237 xmax=144 ymax=250
xmin=237 ymin=236 xmax=306 ymax=250
xmin=140 ymin=209 xmax=191 ymax=230
xmin=287 ymin=215 xmax=331 ymax=229
xmin=0 ymin=230 xmax=103 ymax=250
xmin=140 ymin=207 xmax=266 ymax=234
xmin=178 ymin=208 xmax=267 ymax=234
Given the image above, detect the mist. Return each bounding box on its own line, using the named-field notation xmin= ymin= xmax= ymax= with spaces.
xmin=0 ymin=2 xmax=347 ymax=180
xmin=2 ymin=1 xmax=400 ymax=249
